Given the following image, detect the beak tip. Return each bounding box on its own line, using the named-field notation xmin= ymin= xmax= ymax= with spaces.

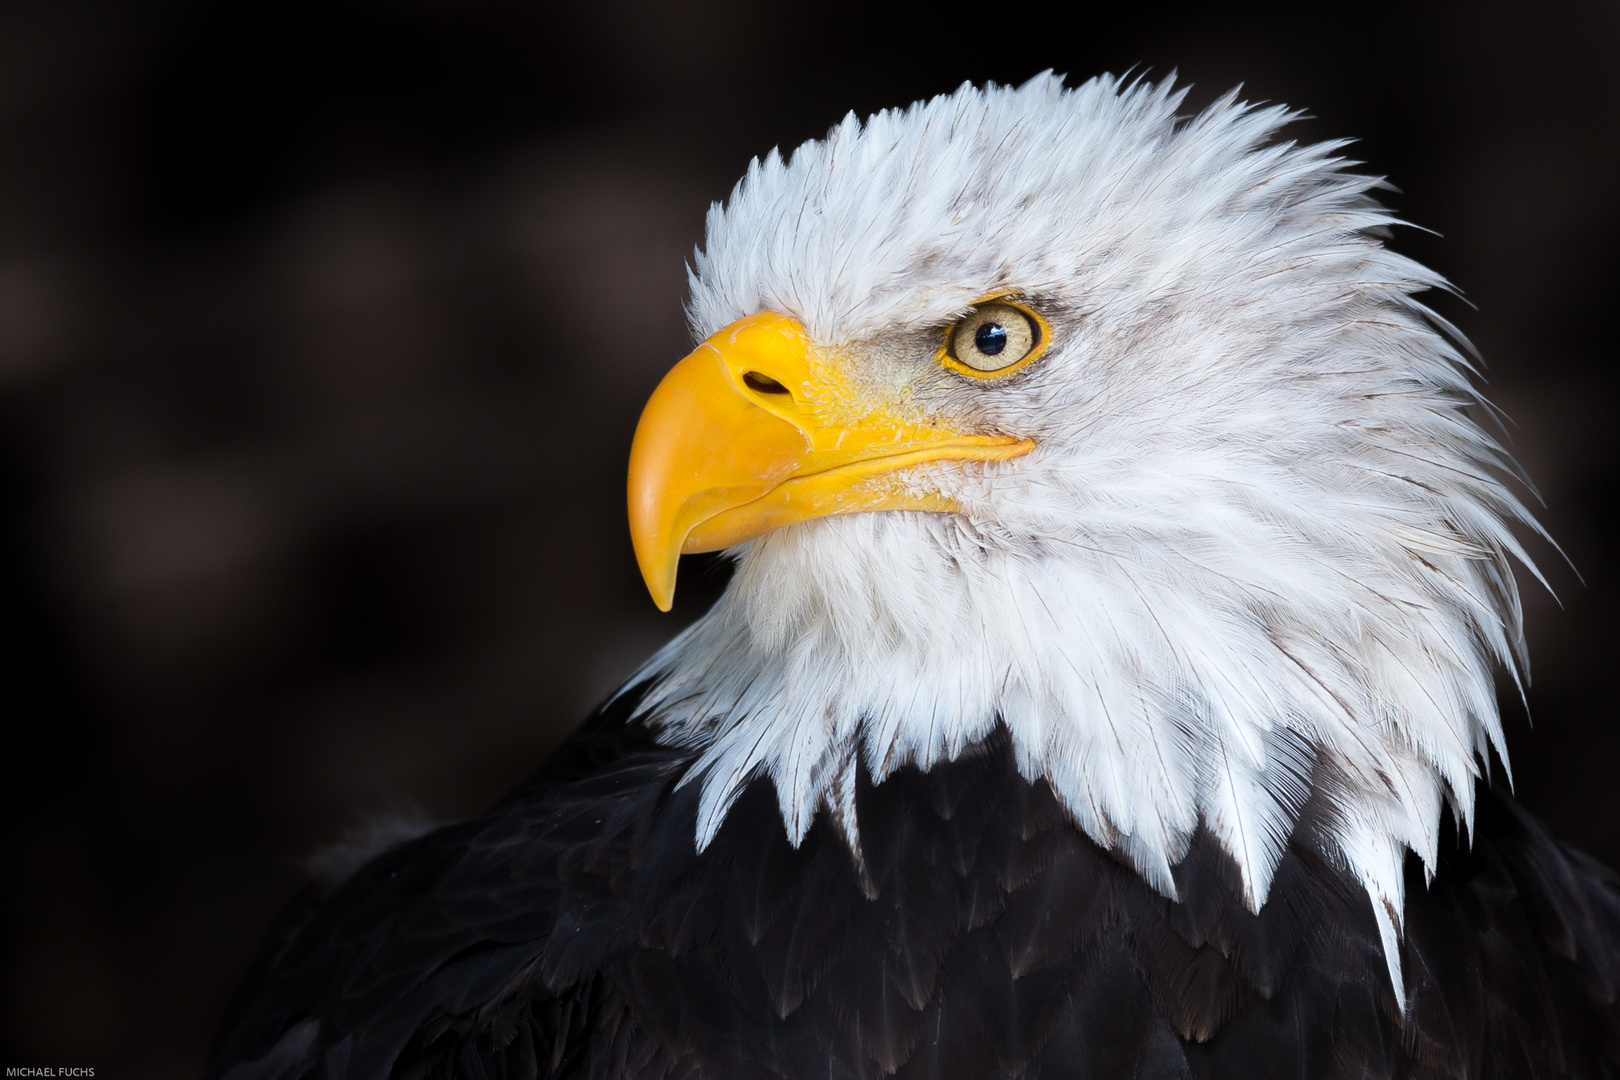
xmin=628 ymin=494 xmax=678 ymax=613
xmin=635 ymin=547 xmax=678 ymax=612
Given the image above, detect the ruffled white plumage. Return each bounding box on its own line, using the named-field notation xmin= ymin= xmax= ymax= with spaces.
xmin=624 ymin=72 xmax=1543 ymax=1008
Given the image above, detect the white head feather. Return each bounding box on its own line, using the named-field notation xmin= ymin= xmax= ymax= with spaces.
xmin=626 ymin=72 xmax=1544 ymax=1003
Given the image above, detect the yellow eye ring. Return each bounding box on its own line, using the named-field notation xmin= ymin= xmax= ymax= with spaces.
xmin=938 ymin=297 xmax=1051 ymax=379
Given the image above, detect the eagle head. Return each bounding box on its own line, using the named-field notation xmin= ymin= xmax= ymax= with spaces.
xmin=621 ymin=73 xmax=1541 ymax=992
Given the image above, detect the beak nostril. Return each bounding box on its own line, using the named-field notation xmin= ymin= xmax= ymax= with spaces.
xmin=743 ymin=371 xmax=791 ymax=395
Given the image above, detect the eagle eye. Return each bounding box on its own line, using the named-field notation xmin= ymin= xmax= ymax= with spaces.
xmin=941 ymin=300 xmax=1048 ymax=378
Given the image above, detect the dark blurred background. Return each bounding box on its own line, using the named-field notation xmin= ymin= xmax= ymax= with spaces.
xmin=0 ymin=0 xmax=1615 ymax=1073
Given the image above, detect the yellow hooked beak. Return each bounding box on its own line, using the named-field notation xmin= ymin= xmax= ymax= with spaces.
xmin=627 ymin=312 xmax=1034 ymax=610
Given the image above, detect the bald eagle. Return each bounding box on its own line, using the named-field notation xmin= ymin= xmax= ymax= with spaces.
xmin=207 ymin=74 xmax=1620 ymax=1080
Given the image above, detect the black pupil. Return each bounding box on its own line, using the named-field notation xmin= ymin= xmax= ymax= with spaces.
xmin=975 ymin=322 xmax=1008 ymax=356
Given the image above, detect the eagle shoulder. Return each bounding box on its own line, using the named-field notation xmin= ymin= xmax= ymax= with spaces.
xmin=206 ymin=699 xmax=1620 ymax=1080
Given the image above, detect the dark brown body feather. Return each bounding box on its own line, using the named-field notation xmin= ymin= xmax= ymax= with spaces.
xmin=206 ymin=689 xmax=1620 ymax=1080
